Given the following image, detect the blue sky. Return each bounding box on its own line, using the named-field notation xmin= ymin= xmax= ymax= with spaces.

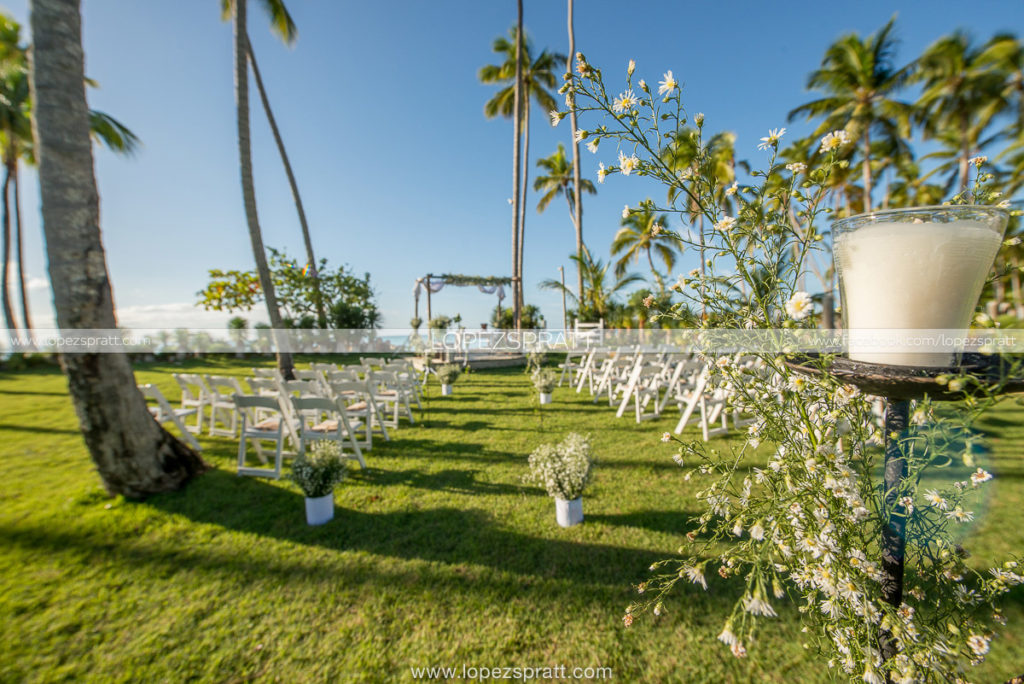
xmin=4 ymin=0 xmax=1024 ymax=330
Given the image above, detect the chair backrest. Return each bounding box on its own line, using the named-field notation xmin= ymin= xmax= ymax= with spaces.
xmin=252 ymin=368 xmax=281 ymax=379
xmin=329 ymin=381 xmax=371 ymax=404
xmin=310 ymin=362 xmax=338 ymax=373
xmin=246 ymin=377 xmax=278 ymax=395
xmin=291 ymin=395 xmax=340 ymax=414
xmin=280 ymin=379 xmax=324 ymax=398
xmin=328 ymin=368 xmax=362 ymax=383
xmin=233 ymin=394 xmax=282 ymax=412
xmin=173 ymin=373 xmax=208 ymax=401
xmin=295 ymin=369 xmax=324 ymax=382
xmin=207 ymin=375 xmax=245 ymax=397
xmin=139 ymin=383 xmax=172 ymax=415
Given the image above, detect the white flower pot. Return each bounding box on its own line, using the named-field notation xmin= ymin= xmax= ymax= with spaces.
xmin=305 ymin=493 xmax=334 ymax=526
xmin=539 ymin=392 xmax=552 ymax=404
xmin=555 ymin=497 xmax=583 ymax=527
xmin=441 ymin=384 xmax=453 ymax=395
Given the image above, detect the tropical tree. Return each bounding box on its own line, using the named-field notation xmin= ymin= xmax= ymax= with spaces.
xmin=223 ymin=0 xmax=296 ymax=378
xmin=533 ymin=142 xmax=595 ymax=218
xmin=611 ymin=200 xmax=680 ymax=293
xmin=540 ymin=250 xmax=642 ymax=321
xmin=245 ymin=34 xmax=326 ymax=329
xmin=28 ymin=0 xmax=204 ymax=496
xmin=0 ymin=12 xmax=138 ymax=337
xmin=480 ymin=25 xmax=564 ymax=326
xmin=788 ymin=17 xmax=914 ymax=210
xmin=565 ymin=0 xmax=586 ymax=313
xmin=913 ymin=31 xmax=1009 ymax=193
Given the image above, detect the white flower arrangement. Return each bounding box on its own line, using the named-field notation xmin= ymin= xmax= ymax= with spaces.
xmin=288 ymin=441 xmax=348 ymax=498
xmin=524 ymin=433 xmax=593 ymax=501
xmin=436 ymin=363 xmax=461 ymax=386
xmin=531 ymin=368 xmax=557 ymax=394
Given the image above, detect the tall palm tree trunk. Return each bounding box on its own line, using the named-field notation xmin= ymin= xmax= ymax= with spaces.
xmin=28 ymin=0 xmax=205 ymax=497
xmin=958 ymin=115 xmax=970 ymax=193
xmin=510 ymin=0 xmax=524 ymax=329
xmin=247 ymin=38 xmax=327 ymax=329
xmin=234 ymin=0 xmax=294 ymax=377
xmin=566 ymin=0 xmax=585 ymax=314
xmin=13 ymin=162 xmax=31 ymax=334
xmin=646 ymin=249 xmax=664 ymax=293
xmin=0 ymin=160 xmax=15 ymax=332
xmin=517 ymin=85 xmax=531 ymax=325
xmin=861 ymin=129 xmax=872 ymax=211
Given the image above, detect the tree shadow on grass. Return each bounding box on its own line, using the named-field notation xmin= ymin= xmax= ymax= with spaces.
xmin=586 ymin=510 xmax=697 ymax=536
xmin=138 ymin=469 xmax=667 ymax=589
xmin=352 ymin=467 xmax=537 ymax=497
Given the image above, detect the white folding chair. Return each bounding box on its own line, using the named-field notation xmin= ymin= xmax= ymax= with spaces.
xmin=171 ymin=372 xmax=209 ymax=435
xmin=205 ymin=375 xmax=247 ymax=437
xmin=368 ymin=370 xmax=415 ymax=427
xmin=234 ymin=394 xmax=286 ymax=478
xmin=139 ymin=383 xmax=202 ymax=451
xmin=329 ymin=380 xmax=390 ymax=448
xmin=291 ymin=396 xmax=367 ymax=468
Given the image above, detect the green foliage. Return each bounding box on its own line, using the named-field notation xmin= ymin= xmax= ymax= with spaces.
xmin=197 ymin=248 xmax=379 ymax=329
xmin=492 ymin=304 xmax=545 ymax=329
xmin=428 ymin=315 xmax=452 ymax=331
xmin=288 ymin=441 xmax=348 ymax=497
xmin=409 ymin=317 xmax=422 ymax=330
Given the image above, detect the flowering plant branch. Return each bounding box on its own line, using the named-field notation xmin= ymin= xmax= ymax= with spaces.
xmin=566 ymin=54 xmax=1023 ymax=683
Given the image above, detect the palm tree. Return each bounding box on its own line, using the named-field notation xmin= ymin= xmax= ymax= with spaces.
xmin=787 ymin=17 xmax=913 ymax=210
xmin=224 ymin=0 xmax=296 ymax=378
xmin=533 ymin=142 xmax=595 ymax=219
xmin=29 ymin=0 xmax=204 ymax=495
xmin=913 ymin=31 xmax=1009 ymax=193
xmin=566 ymin=0 xmax=585 ymax=314
xmin=245 ymin=38 xmax=327 ymax=329
xmin=540 ymin=250 xmax=643 ymax=321
xmin=979 ymin=34 xmax=1024 ymax=145
xmin=0 ymin=13 xmax=137 ymax=337
xmin=480 ymin=25 xmax=564 ymax=327
xmin=611 ymin=200 xmax=680 ymax=293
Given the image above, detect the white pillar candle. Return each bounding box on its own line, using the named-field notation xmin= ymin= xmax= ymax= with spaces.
xmin=834 ymin=219 xmax=1002 ymax=367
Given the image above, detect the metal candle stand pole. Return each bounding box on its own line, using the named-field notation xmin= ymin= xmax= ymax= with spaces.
xmin=787 ymin=353 xmax=1024 ymax=673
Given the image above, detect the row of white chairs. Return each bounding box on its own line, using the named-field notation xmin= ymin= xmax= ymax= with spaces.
xmin=563 ymin=346 xmax=760 ymax=441
xmin=138 ymin=359 xmax=423 ymax=480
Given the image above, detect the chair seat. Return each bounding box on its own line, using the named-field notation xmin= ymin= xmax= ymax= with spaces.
xmin=310 ymin=419 xmax=339 ymax=432
xmin=376 ymin=390 xmax=398 ymax=397
xmin=345 ymin=401 xmax=368 ymax=412
xmin=253 ymin=417 xmax=281 ymax=431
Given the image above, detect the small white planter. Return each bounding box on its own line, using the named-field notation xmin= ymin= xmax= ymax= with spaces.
xmin=304 ymin=493 xmax=334 ymax=526
xmin=441 ymin=384 xmax=453 ymax=396
xmin=555 ymin=497 xmax=583 ymax=527
xmin=538 ymin=392 xmax=552 ymax=404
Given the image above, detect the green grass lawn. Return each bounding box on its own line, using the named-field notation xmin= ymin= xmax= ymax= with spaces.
xmin=1 ymin=357 xmax=1022 ymax=682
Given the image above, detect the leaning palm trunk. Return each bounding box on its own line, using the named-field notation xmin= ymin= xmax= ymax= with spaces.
xmin=566 ymin=0 xmax=585 ymax=312
xmin=233 ymin=0 xmax=294 ymax=377
xmin=29 ymin=0 xmax=205 ymax=497
xmin=517 ymin=84 xmax=532 ymax=324
xmin=510 ymin=0 xmax=524 ymax=330
xmin=1 ymin=159 xmax=15 ymax=332
xmin=13 ymin=162 xmax=32 ymax=335
xmin=247 ymin=38 xmax=327 ymax=329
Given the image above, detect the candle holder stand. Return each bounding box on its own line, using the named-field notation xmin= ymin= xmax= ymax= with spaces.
xmin=786 ymin=353 xmax=1024 ymax=678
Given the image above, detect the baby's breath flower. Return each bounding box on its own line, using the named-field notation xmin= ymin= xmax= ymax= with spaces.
xmin=969 ymin=155 xmax=987 ymax=167
xmin=643 ymin=294 xmax=655 ymax=308
xmin=786 ymin=162 xmax=807 ymax=174
xmin=622 ymin=204 xmax=631 ymax=219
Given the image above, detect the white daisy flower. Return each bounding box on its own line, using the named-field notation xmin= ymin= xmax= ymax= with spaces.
xmin=586 ymin=138 xmax=599 ymax=154
xmin=758 ymin=127 xmax=786 ymax=151
xmin=657 ymin=70 xmax=678 ymax=96
xmin=613 ymin=89 xmax=639 ymax=113
xmin=820 ymin=130 xmax=850 ymax=153
xmin=618 ymin=151 xmax=639 ymax=176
